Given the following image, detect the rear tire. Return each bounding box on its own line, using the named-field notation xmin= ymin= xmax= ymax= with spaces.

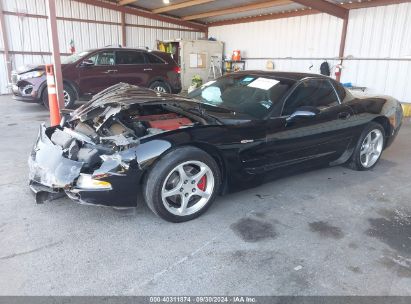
xmin=143 ymin=147 xmax=221 ymax=223
xmin=41 ymin=84 xmax=77 ymax=109
xmin=348 ymin=122 xmax=385 ymax=171
xmin=149 ymin=81 xmax=171 ymax=93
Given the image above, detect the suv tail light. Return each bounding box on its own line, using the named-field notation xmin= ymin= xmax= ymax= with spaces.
xmin=173 ymin=66 xmax=181 ymax=74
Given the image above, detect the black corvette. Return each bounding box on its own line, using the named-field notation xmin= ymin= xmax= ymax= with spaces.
xmin=29 ymin=71 xmax=403 ymax=222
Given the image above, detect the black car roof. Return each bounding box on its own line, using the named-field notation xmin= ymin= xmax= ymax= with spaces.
xmin=232 ymin=70 xmax=332 ymax=81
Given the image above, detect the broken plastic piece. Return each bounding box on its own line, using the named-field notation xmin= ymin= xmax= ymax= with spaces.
xmin=35 ymin=191 xmax=65 ymax=204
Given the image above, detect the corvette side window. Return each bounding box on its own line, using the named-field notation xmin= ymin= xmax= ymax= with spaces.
xmin=282 ymin=79 xmax=339 ymax=116
xmin=332 ymin=80 xmax=354 ymax=103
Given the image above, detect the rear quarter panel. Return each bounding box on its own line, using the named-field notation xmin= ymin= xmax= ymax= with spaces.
xmin=344 ymin=95 xmax=403 ymax=146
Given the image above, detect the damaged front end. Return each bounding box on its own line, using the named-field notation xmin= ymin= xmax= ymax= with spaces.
xmin=28 ymin=84 xmax=202 ymax=207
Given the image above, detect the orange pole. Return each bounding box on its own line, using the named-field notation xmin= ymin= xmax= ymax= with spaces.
xmin=46 ymin=0 xmax=65 ymax=109
xmin=45 ymin=64 xmax=61 ymax=126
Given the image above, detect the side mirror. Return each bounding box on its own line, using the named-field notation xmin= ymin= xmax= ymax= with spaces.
xmin=80 ymin=59 xmax=94 ymax=67
xmin=286 ymin=106 xmax=319 ymax=122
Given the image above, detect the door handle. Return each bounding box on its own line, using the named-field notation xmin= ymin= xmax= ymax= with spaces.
xmin=144 ymin=68 xmax=152 ymax=71
xmin=338 ymin=112 xmax=351 ymax=120
xmin=103 ymin=69 xmax=118 ymax=74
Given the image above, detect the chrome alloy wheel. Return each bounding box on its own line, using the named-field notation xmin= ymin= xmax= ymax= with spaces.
xmin=360 ymin=129 xmax=384 ymax=168
xmin=161 ymin=161 xmax=215 ymax=216
xmin=63 ymin=90 xmax=71 ymax=106
xmin=154 ymin=86 xmax=167 ymax=93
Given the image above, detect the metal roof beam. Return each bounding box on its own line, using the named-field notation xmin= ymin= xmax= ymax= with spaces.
xmin=152 ymin=0 xmax=215 ymax=14
xmin=182 ymin=0 xmax=292 ymax=21
xmin=208 ymin=9 xmax=319 ymax=27
xmin=207 ymin=0 xmax=410 ymax=27
xmin=118 ymin=0 xmax=137 ymax=6
xmin=72 ymin=0 xmax=207 ymax=31
xmin=344 ymin=0 xmax=411 ymax=9
xmin=290 ymin=0 xmax=348 ymax=19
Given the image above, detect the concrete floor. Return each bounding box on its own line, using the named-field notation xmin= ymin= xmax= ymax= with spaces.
xmin=0 ymin=95 xmax=410 ymax=296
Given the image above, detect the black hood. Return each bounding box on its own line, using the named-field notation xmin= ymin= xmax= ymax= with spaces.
xmin=15 ymin=64 xmax=45 ymax=74
xmin=70 ymin=83 xmax=252 ymax=123
xmin=15 ymin=63 xmax=69 ymax=75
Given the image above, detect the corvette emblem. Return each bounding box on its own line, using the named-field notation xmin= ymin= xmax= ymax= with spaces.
xmin=241 ymin=139 xmax=254 ymax=144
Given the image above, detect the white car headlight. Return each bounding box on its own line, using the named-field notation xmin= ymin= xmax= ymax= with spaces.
xmin=18 ymin=70 xmax=45 ymax=81
xmin=76 ymin=174 xmax=112 ymax=190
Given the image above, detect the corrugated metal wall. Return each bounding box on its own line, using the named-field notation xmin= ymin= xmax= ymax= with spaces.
xmin=209 ymin=3 xmax=411 ymax=103
xmin=0 ymin=0 xmax=204 ymax=94
xmin=56 ymin=0 xmax=122 ymax=52
xmin=209 ymin=13 xmax=343 ymax=75
xmin=341 ymin=3 xmax=411 ymax=102
xmin=125 ymin=14 xmax=202 ymax=50
xmin=3 ymin=0 xmax=53 ymax=73
xmin=0 ymin=12 xmax=7 ymax=94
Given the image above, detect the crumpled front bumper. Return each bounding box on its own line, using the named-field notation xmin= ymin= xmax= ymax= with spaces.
xmin=28 ymin=124 xmax=84 ymax=190
xmin=28 ymin=124 xmax=141 ymax=207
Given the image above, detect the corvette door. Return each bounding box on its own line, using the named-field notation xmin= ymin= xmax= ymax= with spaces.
xmin=262 ymin=78 xmax=355 ymax=171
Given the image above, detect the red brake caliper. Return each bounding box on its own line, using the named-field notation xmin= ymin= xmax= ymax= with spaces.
xmin=197 ymin=175 xmax=207 ymax=191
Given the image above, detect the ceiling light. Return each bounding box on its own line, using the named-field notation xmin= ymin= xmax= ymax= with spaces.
xmin=163 ymin=0 xmax=170 ymax=4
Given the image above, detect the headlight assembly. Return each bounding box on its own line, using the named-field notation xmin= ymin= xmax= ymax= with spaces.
xmin=18 ymin=70 xmax=45 ymax=81
xmin=76 ymin=174 xmax=112 ymax=190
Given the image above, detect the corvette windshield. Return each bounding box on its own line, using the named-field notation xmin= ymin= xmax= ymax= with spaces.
xmin=188 ymin=75 xmax=293 ymax=119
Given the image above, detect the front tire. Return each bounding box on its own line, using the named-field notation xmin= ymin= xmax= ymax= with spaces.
xmin=143 ymin=147 xmax=221 ymax=222
xmin=348 ymin=122 xmax=385 ymax=171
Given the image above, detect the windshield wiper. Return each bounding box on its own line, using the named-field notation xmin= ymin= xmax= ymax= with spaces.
xmin=189 ymin=104 xmax=224 ymax=124
xmin=172 ymin=103 xmax=223 ymax=124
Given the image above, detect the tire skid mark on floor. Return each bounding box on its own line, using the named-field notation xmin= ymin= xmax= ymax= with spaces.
xmin=127 ymin=236 xmax=218 ymax=293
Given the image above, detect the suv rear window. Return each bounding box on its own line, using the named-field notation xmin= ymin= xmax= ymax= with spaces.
xmin=116 ymin=51 xmax=146 ymax=65
xmin=146 ymin=53 xmax=166 ymax=64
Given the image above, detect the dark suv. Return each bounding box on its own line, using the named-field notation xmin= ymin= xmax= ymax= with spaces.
xmin=11 ymin=47 xmax=182 ymax=108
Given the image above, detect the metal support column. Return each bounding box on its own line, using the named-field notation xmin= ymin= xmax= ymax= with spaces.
xmin=121 ymin=12 xmax=126 ymax=47
xmin=46 ymin=0 xmax=64 ymax=109
xmin=0 ymin=0 xmax=12 ymax=86
xmin=337 ymin=16 xmax=349 ymax=82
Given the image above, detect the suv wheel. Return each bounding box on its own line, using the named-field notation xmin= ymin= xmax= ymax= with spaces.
xmin=42 ymin=84 xmax=77 ymax=109
xmin=149 ymin=81 xmax=171 ymax=93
